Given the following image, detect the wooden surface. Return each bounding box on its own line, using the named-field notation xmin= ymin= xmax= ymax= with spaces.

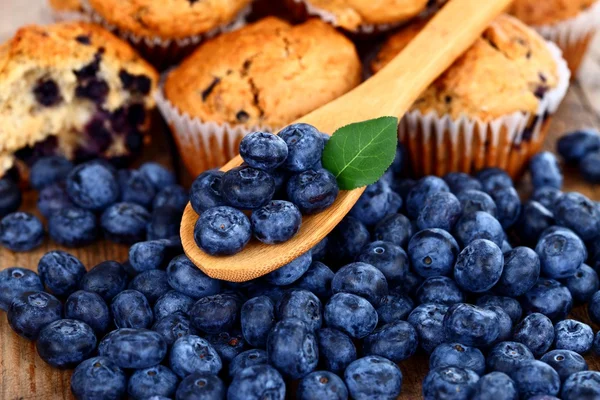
xmin=1 ymin=11 xmax=600 ymax=400
xmin=182 ymin=0 xmax=513 ymax=283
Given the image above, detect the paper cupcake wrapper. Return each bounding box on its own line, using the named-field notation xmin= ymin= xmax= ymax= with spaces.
xmin=47 ymin=9 xmax=89 ymax=22
xmin=399 ymin=41 xmax=571 ymax=178
xmin=534 ymin=1 xmax=600 ymax=47
xmin=155 ymin=81 xmax=273 ymax=177
xmin=80 ymin=0 xmax=250 ymax=69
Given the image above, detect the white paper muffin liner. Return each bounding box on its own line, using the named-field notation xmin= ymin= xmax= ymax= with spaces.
xmin=155 ymin=79 xmax=273 ymax=177
xmin=80 ymin=0 xmax=250 ymax=69
xmin=398 ymin=41 xmax=571 ymax=178
xmin=47 ymin=9 xmax=89 ymax=22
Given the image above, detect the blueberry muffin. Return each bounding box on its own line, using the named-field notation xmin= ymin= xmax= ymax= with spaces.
xmin=371 ymin=15 xmax=569 ymax=178
xmin=0 ymin=22 xmax=158 ymax=180
xmin=48 ymin=0 xmax=83 ymax=14
xmin=160 ymin=17 xmax=361 ymax=175
xmin=509 ymin=0 xmax=600 ymax=73
xmin=285 ymin=0 xmax=433 ymax=32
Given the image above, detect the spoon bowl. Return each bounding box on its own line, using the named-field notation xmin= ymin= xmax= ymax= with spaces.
xmin=181 ymin=0 xmax=514 ymax=282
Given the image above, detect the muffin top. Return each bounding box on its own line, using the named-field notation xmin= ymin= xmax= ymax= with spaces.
xmin=299 ymin=0 xmax=430 ymax=31
xmin=48 ymin=0 xmax=83 ymax=12
xmin=509 ymin=0 xmax=597 ymax=26
xmin=86 ymin=0 xmax=252 ymax=40
xmin=371 ymin=15 xmax=559 ymax=121
xmin=165 ymin=17 xmax=362 ymax=128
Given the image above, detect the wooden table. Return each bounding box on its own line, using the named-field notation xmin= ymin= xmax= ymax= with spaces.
xmin=1 ymin=24 xmax=600 ymax=400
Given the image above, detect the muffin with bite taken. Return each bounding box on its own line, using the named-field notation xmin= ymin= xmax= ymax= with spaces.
xmin=371 ymin=15 xmax=570 ymax=178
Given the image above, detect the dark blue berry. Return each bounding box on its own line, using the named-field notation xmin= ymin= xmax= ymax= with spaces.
xmin=166 ymin=255 xmax=222 ymax=299
xmin=240 ymin=131 xmax=288 ymax=170
xmin=194 ymin=206 xmax=251 ymax=255
xmin=278 ymin=123 xmax=323 ymax=172
xmin=251 ymin=200 xmax=301 ymax=244
xmin=515 ymin=201 xmax=555 ymax=245
xmin=429 ymin=343 xmax=485 ymax=376
xmin=128 ymin=365 xmax=178 ymax=399
xmin=111 ymin=289 xmax=153 ymax=329
xmin=580 ymin=150 xmax=600 ymax=183
xmin=189 ymin=170 xmax=226 ymax=214
xmin=205 ymin=330 xmax=246 ymax=363
xmin=99 ymin=328 xmax=167 ymax=369
xmin=0 ymin=178 xmax=21 ymax=218
xmin=453 ymin=239 xmax=503 ymax=293
xmin=65 ymin=290 xmax=110 ymax=335
xmin=344 ymin=356 xmax=403 ymax=400
xmin=513 ymin=313 xmax=555 ymax=357
xmin=475 ymin=295 xmax=522 ymax=324
xmin=48 ymin=206 xmax=98 ymax=247
xmin=562 ymin=371 xmax=600 ymax=400
xmin=536 ymin=227 xmax=586 ymax=279
xmin=554 ymin=319 xmax=594 ymax=354
xmin=119 ymin=170 xmax=156 ymax=209
xmin=129 ymin=269 xmax=170 ymax=304
xmin=139 ymin=162 xmax=176 ymax=191
xmin=406 ymin=176 xmax=450 ymax=219
xmin=554 ymin=192 xmax=600 ymax=241
xmin=100 ymin=202 xmax=150 ymax=244
xmin=408 ymin=228 xmax=460 ymax=278
xmin=349 ymin=180 xmax=398 ymax=226
xmin=38 ymin=183 xmax=73 ymax=218
xmin=376 ymin=293 xmax=414 ymax=324
xmin=443 ymin=303 xmax=499 ymax=347
xmin=363 ymin=320 xmax=418 ymax=362
xmin=327 ymin=216 xmax=369 ymax=264
xmin=152 ymin=313 xmax=195 ymax=346
xmin=316 ymin=328 xmax=357 ymax=373
xmin=286 ymin=169 xmax=339 ymax=215
xmin=297 ymin=371 xmax=348 ymax=400
xmin=147 ymin=206 xmax=181 ymax=240
xmin=153 ymin=184 xmax=188 ymax=213
xmin=530 ymin=151 xmax=563 ymax=189
xmin=267 ymin=318 xmax=318 ymax=379
xmin=487 ymin=305 xmax=512 ymax=342
xmin=490 ymin=187 xmax=521 ymax=229
xmin=416 ymin=276 xmax=464 ymax=306
xmin=227 ymin=365 xmax=285 ymax=400
xmin=154 ymin=290 xmax=194 ymax=320
xmin=476 ymin=168 xmax=513 ymax=193
xmin=190 ymin=293 xmax=239 ymax=334
xmin=70 ymin=357 xmax=126 ymax=400
xmin=357 ymin=241 xmax=408 ymax=286
xmin=129 ymin=239 xmax=179 ymax=274
xmin=486 ymin=341 xmax=534 ymax=374
xmin=176 ymin=373 xmax=225 ymax=400
xmin=588 ymin=290 xmax=600 ymax=325
xmin=276 ymin=289 xmax=322 ymax=331
xmin=494 ymin=246 xmax=540 ymax=297
xmin=522 ymin=278 xmax=573 ymax=322
xmin=443 ymin=172 xmax=483 ymax=194
xmin=0 ymin=212 xmax=44 ymax=251
xmin=510 ymin=360 xmax=560 ymax=399
xmin=557 ymin=130 xmax=600 ymax=163
xmin=541 ymin=349 xmax=588 ymax=381
xmin=454 ymin=211 xmax=504 ymax=248
xmin=417 ymin=191 xmax=462 ymax=232
xmin=169 ymin=334 xmax=222 ymax=377
xmin=294 ymin=261 xmax=334 ymax=298
xmin=331 ymin=262 xmax=388 ymax=306
xmin=79 ymin=261 xmax=128 ymax=302
xmin=264 ymin=251 xmax=312 ymax=285
xmin=36 ymin=319 xmax=96 ymax=368
xmin=373 ymin=213 xmax=413 ymax=248
xmin=240 ymin=296 xmax=275 ymax=348
xmin=0 ymin=268 xmax=43 ymax=311
xmin=532 ymin=186 xmax=562 ymax=212
xmin=472 ymin=372 xmax=517 ymax=400
xmin=457 ymin=189 xmax=497 ymax=217
xmin=66 ymin=162 xmax=120 ymax=211
xmin=221 ymin=166 xmax=275 ymax=210
xmin=324 ymin=293 xmax=377 ymax=339
xmin=407 ymin=303 xmax=448 ymax=353
xmin=37 ymin=250 xmax=86 ymax=297
xmin=7 ymin=291 xmax=62 ymax=340
xmin=30 ymin=156 xmax=73 ymax=190
xmin=398 ymin=271 xmax=424 ymax=296
xmin=422 ymin=366 xmax=478 ymax=400
xmin=562 ymin=264 xmax=599 ymax=303
xmin=310 ymin=237 xmax=328 ymax=261
xmin=229 ymin=349 xmax=268 ymax=377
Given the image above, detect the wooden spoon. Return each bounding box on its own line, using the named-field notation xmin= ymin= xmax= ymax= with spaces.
xmin=180 ymin=0 xmax=513 ymax=282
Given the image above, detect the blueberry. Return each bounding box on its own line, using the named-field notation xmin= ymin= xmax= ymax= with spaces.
xmin=79 ymin=261 xmax=128 ymax=302
xmin=475 ymin=295 xmax=522 ymax=324
xmin=278 ymin=123 xmax=323 ymax=172
xmin=443 ymin=172 xmax=483 ymax=194
xmin=147 ymin=206 xmax=181 ymax=240
xmin=376 ymin=293 xmax=414 ymax=324
xmin=532 ymin=186 xmax=562 ymax=212
xmin=535 ymin=227 xmax=586 ymax=279
xmin=240 ymin=296 xmax=275 ymax=348
xmin=190 ymin=293 xmax=239 ymax=334
xmin=100 ymin=202 xmax=150 ymax=244
xmin=501 ymin=240 xmax=512 ymax=253
xmin=541 ymin=349 xmax=588 ymax=381
xmin=476 ymin=168 xmax=513 ymax=193
xmin=37 ymin=183 xmax=74 ymax=218
xmin=324 ymin=293 xmax=378 ymax=339
xmin=457 ymin=189 xmax=497 ymax=217
xmin=66 ymin=162 xmax=120 ymax=211
xmin=486 ymin=341 xmax=534 ymax=373
xmin=8 ymin=291 xmax=62 ymax=340
xmin=454 ymin=211 xmax=504 ymax=248
xmin=128 ymin=365 xmax=178 ymax=399
xmin=454 ymin=239 xmax=503 ymax=293
xmin=349 ymin=180 xmax=398 ymax=226
xmin=294 ymin=261 xmax=334 ymax=299
xmin=327 ymin=216 xmax=369 ymax=264
xmin=522 ymin=278 xmax=573 ymax=322
xmin=36 ymin=319 xmax=96 ymax=368
xmin=429 ymin=343 xmax=485 ymax=376
xmin=240 ymin=131 xmax=288 ymax=170
xmin=594 ymin=331 xmax=600 ymax=356
xmin=153 ymin=184 xmax=188 ymax=213
xmin=417 ymin=191 xmax=462 ymax=232
xmin=515 ymin=201 xmax=555 ymax=245
xmin=423 ymin=366 xmax=478 ymax=400
xmin=513 ymin=313 xmax=555 ymax=357
xmin=38 ymin=250 xmax=86 ymax=297
xmin=363 ymin=320 xmax=418 ymax=362
xmin=151 ymin=313 xmax=194 ymax=346
xmin=416 ymin=276 xmax=464 ymax=306
xmin=486 ymin=305 xmax=512 ymax=342
xmin=110 ymin=289 xmax=153 ymax=329
xmin=267 ymin=318 xmax=318 ymax=379
xmin=139 ymin=162 xmax=176 ymax=191
xmin=398 ymin=271 xmax=424 ymax=296
xmin=176 ymin=373 xmax=225 ymax=400
xmin=194 ymin=206 xmax=251 ymax=255
xmin=373 ymin=213 xmax=413 ymax=248
xmin=129 ymin=240 xmax=173 ymax=273
xmin=0 ymin=268 xmax=43 ymax=311
xmin=154 ymin=291 xmax=194 ymax=320
xmin=221 ymin=166 xmax=275 ymax=210
xmin=264 ymin=251 xmax=312 ymax=285
xmin=530 ymin=151 xmax=563 ymax=189
xmin=227 ymin=364 xmax=285 ymax=400
xmin=494 ymin=247 xmax=540 ymax=297
xmin=563 ymin=264 xmax=599 ymax=303
xmin=229 ymin=349 xmax=268 ymax=377
xmin=408 ymin=228 xmax=460 ymax=278
xmin=0 ymin=178 xmax=21 ymax=218
xmin=48 ymin=206 xmax=98 ymax=247
xmin=588 ymin=291 xmax=600 ymax=325
xmin=406 ymin=176 xmax=450 ymax=219
xmin=189 ymin=170 xmax=226 ymax=214
xmin=30 ymin=156 xmax=73 ymax=190
xmin=562 ymin=371 xmax=600 ymax=400
xmin=443 ymin=303 xmax=499 ymax=347
xmin=166 ymin=255 xmax=222 ymax=299
xmin=70 ymin=357 xmax=126 ymax=400
xmin=490 ymin=187 xmax=521 ymax=229
xmin=310 ymin=237 xmax=328 ymax=261
xmin=99 ymin=328 xmax=166 ymax=368
xmin=580 ymin=150 xmax=600 ymax=183
xmin=205 ymin=330 xmax=246 ymax=363
xmin=554 ymin=319 xmax=594 ymax=354
xmin=119 ymin=170 xmax=156 ymax=209
xmin=471 ymin=372 xmax=517 ymax=400
xmin=0 ymin=212 xmax=44 ymax=252
xmin=557 ymin=130 xmax=600 ymax=163
xmin=297 ymin=371 xmax=348 ymax=400
xmin=276 ymin=289 xmax=322 ymax=331
xmin=129 ymin=269 xmax=170 ymax=304
xmin=286 ymin=169 xmax=339 ymax=215
xmin=554 ymin=192 xmax=600 ymax=241
xmin=169 ymin=335 xmax=222 ymax=377
xmin=65 ymin=290 xmax=110 ymax=335
xmin=344 ymin=356 xmax=402 ymax=400
xmin=510 ymin=360 xmax=560 ymax=399
xmin=316 ymin=328 xmax=357 ymax=373
xmin=407 ymin=303 xmax=448 ymax=353
xmin=251 ymin=200 xmax=301 ymax=244
xmin=331 ymin=262 xmax=388 ymax=306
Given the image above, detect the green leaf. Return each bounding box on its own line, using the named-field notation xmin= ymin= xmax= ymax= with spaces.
xmin=322 ymin=116 xmax=399 ymax=190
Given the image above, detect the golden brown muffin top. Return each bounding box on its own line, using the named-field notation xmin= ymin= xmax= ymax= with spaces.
xmin=509 ymin=0 xmax=597 ymax=26
xmin=165 ymin=17 xmax=362 ymax=129
xmin=371 ymin=15 xmax=559 ymax=121
xmin=48 ymin=0 xmax=83 ymax=12
xmin=300 ymin=0 xmax=430 ymax=30
xmin=86 ymin=0 xmax=252 ymax=40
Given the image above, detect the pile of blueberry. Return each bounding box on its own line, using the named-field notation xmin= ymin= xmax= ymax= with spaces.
xmin=0 ymin=157 xmax=186 ymax=251
xmin=558 ymin=128 xmax=600 ymax=183
xmin=190 ymin=123 xmax=339 ymax=256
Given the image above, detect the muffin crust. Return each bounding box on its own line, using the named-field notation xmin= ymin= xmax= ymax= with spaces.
xmin=48 ymin=0 xmax=83 ymax=12
xmin=509 ymin=0 xmax=597 ymax=26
